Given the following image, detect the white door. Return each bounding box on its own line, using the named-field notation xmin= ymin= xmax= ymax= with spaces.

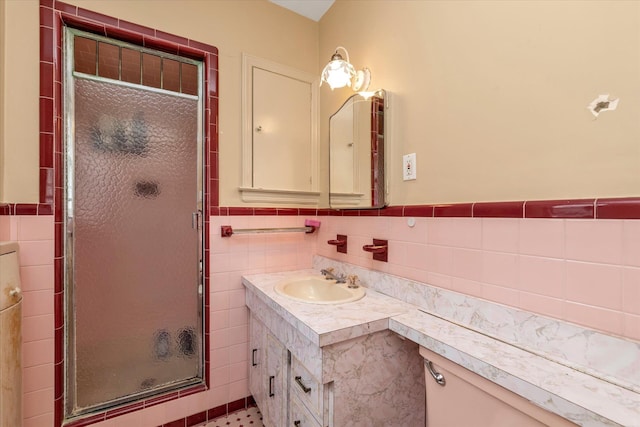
xmin=252 ymin=67 xmax=312 ymax=191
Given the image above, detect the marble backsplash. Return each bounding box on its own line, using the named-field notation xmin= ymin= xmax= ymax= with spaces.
xmin=313 ymin=255 xmax=640 ymax=394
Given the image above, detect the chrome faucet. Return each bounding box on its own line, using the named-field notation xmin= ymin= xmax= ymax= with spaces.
xmin=320 ymin=268 xmax=346 ymax=283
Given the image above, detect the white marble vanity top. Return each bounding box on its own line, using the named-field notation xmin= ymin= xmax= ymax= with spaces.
xmin=243 ymin=257 xmax=640 ymax=427
xmin=242 ymin=269 xmax=410 ymax=347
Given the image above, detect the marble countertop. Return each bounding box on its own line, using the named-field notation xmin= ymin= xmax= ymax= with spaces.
xmin=391 ymin=310 xmax=638 ymax=427
xmin=242 ymin=269 xmax=411 ymax=347
xmin=242 ymin=263 xmax=640 ymax=427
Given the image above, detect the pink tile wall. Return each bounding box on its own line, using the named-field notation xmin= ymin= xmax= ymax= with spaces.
xmin=206 ymin=215 xmax=316 ymax=408
xmin=317 ymin=216 xmax=640 ymax=341
xmin=1 ymin=216 xmax=56 ymax=427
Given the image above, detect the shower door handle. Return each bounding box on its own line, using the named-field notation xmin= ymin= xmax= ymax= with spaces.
xmin=191 ymin=211 xmax=201 ymax=230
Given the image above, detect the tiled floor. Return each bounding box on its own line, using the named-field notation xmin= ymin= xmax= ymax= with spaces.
xmin=206 ymin=406 xmax=264 ymax=427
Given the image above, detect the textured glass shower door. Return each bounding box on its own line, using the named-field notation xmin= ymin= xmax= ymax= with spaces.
xmin=66 ymin=77 xmax=203 ymax=416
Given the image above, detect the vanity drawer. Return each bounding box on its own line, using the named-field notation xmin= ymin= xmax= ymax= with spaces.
xmin=291 ymin=395 xmax=322 ymax=427
xmin=291 ymin=356 xmax=323 ymax=420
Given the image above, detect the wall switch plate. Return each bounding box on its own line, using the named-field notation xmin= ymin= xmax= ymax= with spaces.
xmin=403 ymin=153 xmax=417 ymax=181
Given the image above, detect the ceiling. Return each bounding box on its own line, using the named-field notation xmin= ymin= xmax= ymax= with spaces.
xmin=269 ymin=0 xmax=335 ymax=21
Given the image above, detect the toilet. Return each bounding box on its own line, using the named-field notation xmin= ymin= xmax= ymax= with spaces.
xmin=0 ymin=242 xmax=22 ymax=427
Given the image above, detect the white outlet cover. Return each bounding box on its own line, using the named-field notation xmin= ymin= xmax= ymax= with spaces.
xmin=403 ymin=153 xmax=417 ymax=181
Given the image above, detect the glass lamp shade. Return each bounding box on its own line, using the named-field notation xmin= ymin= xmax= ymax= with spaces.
xmin=321 ymin=57 xmax=356 ymax=90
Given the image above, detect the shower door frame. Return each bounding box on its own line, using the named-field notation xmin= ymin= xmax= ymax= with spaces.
xmin=62 ymin=27 xmax=206 ymax=421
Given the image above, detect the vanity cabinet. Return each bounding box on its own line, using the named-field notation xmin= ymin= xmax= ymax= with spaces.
xmin=249 ymin=314 xmax=287 ymax=427
xmin=248 ymin=298 xmax=425 ymax=427
xmin=419 ymin=346 xmax=577 ymax=427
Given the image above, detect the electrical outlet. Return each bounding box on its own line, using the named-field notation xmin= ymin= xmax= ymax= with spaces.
xmin=403 ymin=153 xmax=417 ymax=181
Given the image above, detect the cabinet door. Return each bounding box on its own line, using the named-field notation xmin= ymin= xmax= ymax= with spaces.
xmin=421 ymin=347 xmax=577 ymax=427
xmin=249 ymin=314 xmax=265 ymax=411
xmin=265 ymin=333 xmax=288 ymax=427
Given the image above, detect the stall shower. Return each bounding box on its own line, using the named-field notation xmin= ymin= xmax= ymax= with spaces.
xmin=63 ymin=29 xmax=205 ymax=420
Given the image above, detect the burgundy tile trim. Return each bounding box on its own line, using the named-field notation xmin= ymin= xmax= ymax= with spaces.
xmin=359 ymin=209 xmax=381 ymax=216
xmin=144 ymin=391 xmax=180 ymax=408
xmin=254 ymin=208 xmax=278 ymax=216
xmin=188 ymin=39 xmax=217 ymax=53
xmin=64 ymin=413 xmax=106 ymax=427
xmin=298 ymin=208 xmax=319 ymax=216
xmin=40 ymin=26 xmax=55 ymax=62
xmin=434 ymin=203 xmax=473 ymax=217
xmin=185 ymin=411 xmax=207 ymax=426
xmin=40 ymin=97 xmax=54 ymax=133
xmin=104 ymin=26 xmax=144 ymax=46
xmin=61 ymin=14 xmax=108 ymax=36
xmin=54 ymin=292 xmax=64 ymax=328
xmin=596 ymin=197 xmax=640 ymax=219
xmin=40 ymin=133 xmax=54 ymax=168
xmin=54 ymin=360 xmax=64 ymax=398
xmin=473 ymin=201 xmax=524 ymax=218
xmin=105 ymin=402 xmax=144 ymax=419
xmin=54 ymin=1 xmax=78 ymax=15
xmin=40 ymin=5 xmax=54 ymax=27
xmin=403 ymin=205 xmax=433 ymax=217
xmin=143 ymin=36 xmax=180 ymax=55
xmin=178 ymin=384 xmax=207 ymax=397
xmin=228 ymin=207 xmax=255 ymax=216
xmin=276 ymin=208 xmax=300 ymax=216
xmin=155 ymin=30 xmax=189 ymax=46
xmin=0 ymin=204 xmax=11 ymax=215
xmin=525 ymin=199 xmax=595 ymax=219
xmin=227 ymin=398 xmax=247 ymax=413
xmin=379 ymin=205 xmax=404 ymax=216
xmin=38 ymin=204 xmax=53 ymax=215
xmin=162 ymin=420 xmax=185 ymax=427
xmin=40 ymin=62 xmax=54 ymax=97
xmin=342 ymin=210 xmax=361 ymax=216
xmin=207 ymin=405 xmax=227 ymax=420
xmin=15 ymin=204 xmax=38 ymax=215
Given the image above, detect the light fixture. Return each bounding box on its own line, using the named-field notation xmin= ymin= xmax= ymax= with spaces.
xmin=320 ymin=46 xmax=371 ymax=91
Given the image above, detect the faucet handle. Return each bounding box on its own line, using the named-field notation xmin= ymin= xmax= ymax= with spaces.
xmin=322 ymin=267 xmax=335 ymax=276
xmin=347 ymin=275 xmax=359 ymax=288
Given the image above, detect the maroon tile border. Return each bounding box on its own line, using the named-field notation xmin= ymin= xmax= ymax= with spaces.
xmin=596 ymin=197 xmax=640 ymax=219
xmin=524 ymin=199 xmax=595 ymax=219
xmin=160 ymin=396 xmax=256 ymax=427
xmin=4 ymin=198 xmax=640 ymax=220
xmin=199 ymin=197 xmax=640 ymax=220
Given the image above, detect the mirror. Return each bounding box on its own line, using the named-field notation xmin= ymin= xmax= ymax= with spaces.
xmin=329 ymin=89 xmax=387 ymax=209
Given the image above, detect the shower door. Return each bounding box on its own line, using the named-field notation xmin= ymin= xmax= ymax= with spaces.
xmin=64 ymin=30 xmax=204 ymax=418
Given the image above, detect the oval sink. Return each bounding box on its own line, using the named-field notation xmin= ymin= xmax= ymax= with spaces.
xmin=274 ymin=276 xmax=365 ymax=304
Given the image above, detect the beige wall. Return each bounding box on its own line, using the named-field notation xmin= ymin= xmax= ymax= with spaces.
xmin=1 ymin=0 xmax=40 ymax=203
xmin=2 ymin=0 xmax=639 ymax=206
xmin=0 ymin=0 xmax=319 ymax=205
xmin=320 ymin=0 xmax=640 ymax=205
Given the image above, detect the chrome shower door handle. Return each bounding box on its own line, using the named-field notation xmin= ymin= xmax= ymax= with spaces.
xmin=426 ymin=360 xmax=446 ymax=386
xmin=191 ymin=211 xmax=201 ymax=230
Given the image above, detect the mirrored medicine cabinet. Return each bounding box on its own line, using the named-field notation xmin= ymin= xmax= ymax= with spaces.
xmin=329 ymin=89 xmax=388 ymax=209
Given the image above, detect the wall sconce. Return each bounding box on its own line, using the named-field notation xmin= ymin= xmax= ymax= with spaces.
xmin=320 ymin=46 xmax=371 ymax=91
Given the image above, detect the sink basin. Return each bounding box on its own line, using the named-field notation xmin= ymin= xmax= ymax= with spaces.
xmin=274 ymin=276 xmax=365 ymax=304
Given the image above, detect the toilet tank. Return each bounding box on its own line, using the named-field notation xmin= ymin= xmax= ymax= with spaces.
xmin=0 ymin=242 xmax=22 ymax=427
